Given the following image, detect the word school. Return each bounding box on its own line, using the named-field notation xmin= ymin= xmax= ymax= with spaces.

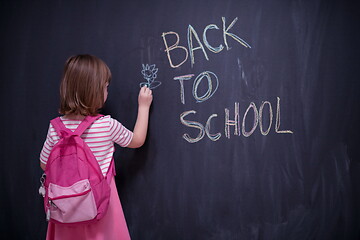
xmin=180 ymin=97 xmax=293 ymax=143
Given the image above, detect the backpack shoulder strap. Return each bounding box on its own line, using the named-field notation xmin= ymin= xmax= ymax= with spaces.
xmin=73 ymin=114 xmax=104 ymax=136
xmin=50 ymin=117 xmax=72 ymax=138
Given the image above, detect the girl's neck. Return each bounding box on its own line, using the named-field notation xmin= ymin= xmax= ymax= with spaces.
xmin=63 ymin=114 xmax=86 ymax=120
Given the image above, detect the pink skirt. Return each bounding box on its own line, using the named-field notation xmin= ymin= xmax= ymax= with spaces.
xmin=46 ymin=178 xmax=131 ymax=240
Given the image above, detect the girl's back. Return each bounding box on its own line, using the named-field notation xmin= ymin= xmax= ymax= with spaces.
xmin=40 ymin=115 xmax=133 ymax=176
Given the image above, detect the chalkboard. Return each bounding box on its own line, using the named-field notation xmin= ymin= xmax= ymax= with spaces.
xmin=1 ymin=0 xmax=359 ymax=239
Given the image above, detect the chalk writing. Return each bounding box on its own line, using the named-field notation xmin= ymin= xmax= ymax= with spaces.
xmin=222 ymin=17 xmax=251 ymax=50
xmin=173 ymin=74 xmax=194 ymax=104
xmin=206 ymin=114 xmax=221 ymax=141
xmin=174 ymin=71 xmax=219 ymax=104
xmin=225 ymin=102 xmax=240 ymax=138
xmin=259 ymin=101 xmax=273 ymax=135
xmin=180 ymin=111 xmax=221 ymax=143
xmin=203 ymin=24 xmax=224 ymax=53
xmin=162 ymin=17 xmax=251 ymax=68
xmin=140 ymin=64 xmax=161 ymax=89
xmin=180 ymin=110 xmax=205 ymax=143
xmin=193 ymin=71 xmax=219 ymax=103
xmin=188 ymin=25 xmax=209 ymax=67
xmin=181 ymin=97 xmax=293 ymax=143
xmin=275 ymin=97 xmax=293 ymax=134
xmin=161 ymin=16 xmax=293 ymax=143
xmin=242 ymin=102 xmax=259 ymax=137
xmin=161 ymin=32 xmax=189 ymax=68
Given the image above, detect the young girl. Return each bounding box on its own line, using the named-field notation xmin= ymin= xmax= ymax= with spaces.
xmin=40 ymin=54 xmax=152 ymax=240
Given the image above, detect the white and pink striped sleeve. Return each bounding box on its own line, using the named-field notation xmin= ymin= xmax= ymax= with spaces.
xmin=109 ymin=117 xmax=133 ymax=147
xmin=40 ymin=124 xmax=55 ymax=165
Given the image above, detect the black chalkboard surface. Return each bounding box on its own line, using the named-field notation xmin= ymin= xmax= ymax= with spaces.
xmin=1 ymin=0 xmax=359 ymax=239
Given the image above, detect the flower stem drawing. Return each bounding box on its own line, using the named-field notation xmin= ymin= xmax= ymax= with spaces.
xmin=140 ymin=64 xmax=161 ymax=89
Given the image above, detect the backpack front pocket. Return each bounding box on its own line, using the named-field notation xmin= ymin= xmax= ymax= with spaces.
xmin=47 ymin=179 xmax=97 ymax=223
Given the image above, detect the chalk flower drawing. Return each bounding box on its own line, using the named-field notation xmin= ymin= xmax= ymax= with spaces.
xmin=140 ymin=64 xmax=161 ymax=89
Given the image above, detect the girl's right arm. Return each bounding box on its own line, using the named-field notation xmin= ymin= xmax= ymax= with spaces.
xmin=127 ymin=86 xmax=153 ymax=148
xmin=40 ymin=124 xmax=54 ymax=170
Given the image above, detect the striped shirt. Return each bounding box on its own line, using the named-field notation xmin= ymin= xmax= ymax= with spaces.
xmin=40 ymin=115 xmax=133 ymax=176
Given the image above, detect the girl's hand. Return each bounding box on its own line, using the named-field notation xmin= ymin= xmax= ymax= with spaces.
xmin=138 ymin=86 xmax=153 ymax=108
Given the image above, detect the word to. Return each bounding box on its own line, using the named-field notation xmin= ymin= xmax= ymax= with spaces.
xmin=174 ymin=71 xmax=218 ymax=104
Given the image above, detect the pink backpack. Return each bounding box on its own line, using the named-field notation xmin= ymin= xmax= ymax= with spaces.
xmin=40 ymin=115 xmax=114 ymax=225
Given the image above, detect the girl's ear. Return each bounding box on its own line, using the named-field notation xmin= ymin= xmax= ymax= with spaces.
xmin=103 ymin=83 xmax=109 ymax=103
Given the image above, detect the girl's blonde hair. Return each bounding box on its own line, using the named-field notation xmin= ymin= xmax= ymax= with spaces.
xmin=59 ymin=54 xmax=111 ymax=116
